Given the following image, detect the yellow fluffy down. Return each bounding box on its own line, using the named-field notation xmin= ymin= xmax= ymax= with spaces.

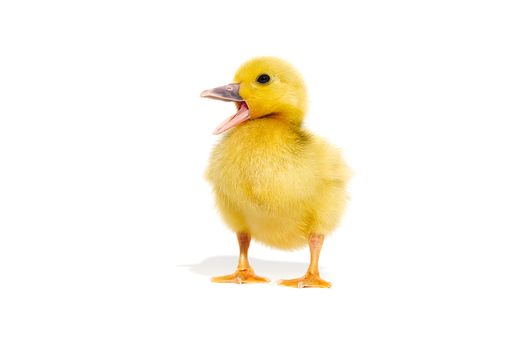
xmin=207 ymin=118 xmax=350 ymax=250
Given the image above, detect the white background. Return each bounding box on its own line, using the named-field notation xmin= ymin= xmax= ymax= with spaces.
xmin=1 ymin=1 xmax=523 ymax=349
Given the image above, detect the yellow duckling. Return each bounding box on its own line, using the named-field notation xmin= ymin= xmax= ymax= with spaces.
xmin=201 ymin=57 xmax=350 ymax=288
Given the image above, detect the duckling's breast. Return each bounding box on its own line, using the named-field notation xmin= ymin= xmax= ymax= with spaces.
xmin=207 ymin=119 xmax=317 ymax=248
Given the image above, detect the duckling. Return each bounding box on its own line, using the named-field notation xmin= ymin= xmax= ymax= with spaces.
xmin=201 ymin=57 xmax=350 ymax=288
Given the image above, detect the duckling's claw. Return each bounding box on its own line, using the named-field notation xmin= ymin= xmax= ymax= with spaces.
xmin=212 ymin=267 xmax=269 ymax=284
xmin=278 ymin=234 xmax=331 ymax=288
xmin=212 ymin=232 xmax=269 ymax=284
xmin=278 ymin=273 xmax=331 ymax=288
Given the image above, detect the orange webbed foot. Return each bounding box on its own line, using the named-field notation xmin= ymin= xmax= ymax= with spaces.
xmin=278 ymin=272 xmax=331 ymax=288
xmin=212 ymin=267 xmax=269 ymax=284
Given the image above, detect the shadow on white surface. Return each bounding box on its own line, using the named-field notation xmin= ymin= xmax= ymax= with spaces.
xmin=179 ymin=256 xmax=319 ymax=278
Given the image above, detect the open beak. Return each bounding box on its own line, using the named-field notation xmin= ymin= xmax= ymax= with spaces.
xmin=200 ymin=84 xmax=250 ymax=135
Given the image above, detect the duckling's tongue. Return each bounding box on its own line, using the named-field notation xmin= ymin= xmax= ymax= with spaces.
xmin=213 ymin=102 xmax=250 ymax=135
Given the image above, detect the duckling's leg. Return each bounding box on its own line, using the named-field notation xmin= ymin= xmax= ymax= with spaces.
xmin=212 ymin=232 xmax=269 ymax=284
xmin=278 ymin=234 xmax=331 ymax=288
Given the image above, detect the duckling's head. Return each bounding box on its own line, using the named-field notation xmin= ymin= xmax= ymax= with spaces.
xmin=201 ymin=57 xmax=308 ymax=134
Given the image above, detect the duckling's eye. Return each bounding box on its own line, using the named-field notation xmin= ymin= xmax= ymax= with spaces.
xmin=256 ymin=74 xmax=271 ymax=84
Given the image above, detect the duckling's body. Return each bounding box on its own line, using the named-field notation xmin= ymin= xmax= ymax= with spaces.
xmin=201 ymin=57 xmax=350 ymax=287
xmin=207 ymin=118 xmax=349 ymax=250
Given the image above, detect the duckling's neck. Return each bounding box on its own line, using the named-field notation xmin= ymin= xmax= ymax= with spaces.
xmin=220 ymin=117 xmax=310 ymax=163
xmin=226 ymin=116 xmax=308 ymax=148
xmin=262 ymin=109 xmax=305 ymax=128
xmin=246 ymin=114 xmax=302 ymax=132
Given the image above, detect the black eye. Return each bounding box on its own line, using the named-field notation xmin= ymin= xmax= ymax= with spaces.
xmin=256 ymin=74 xmax=271 ymax=84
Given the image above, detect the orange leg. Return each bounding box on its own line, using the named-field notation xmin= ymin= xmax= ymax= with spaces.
xmin=278 ymin=234 xmax=331 ymax=288
xmin=212 ymin=232 xmax=269 ymax=284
